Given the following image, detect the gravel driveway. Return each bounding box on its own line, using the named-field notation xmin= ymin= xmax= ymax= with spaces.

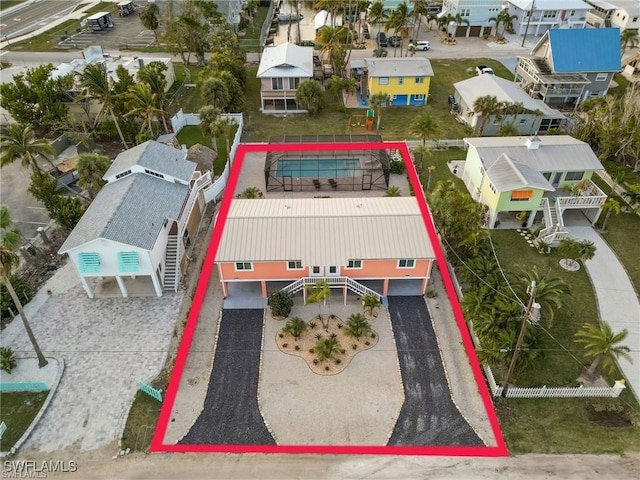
xmin=179 ymin=309 xmax=275 ymax=445
xmin=387 ymin=296 xmax=483 ymax=446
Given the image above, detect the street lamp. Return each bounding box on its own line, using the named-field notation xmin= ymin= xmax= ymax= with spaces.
xmin=501 ymin=280 xmax=540 ymax=397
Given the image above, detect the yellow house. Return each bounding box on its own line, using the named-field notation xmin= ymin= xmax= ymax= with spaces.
xmin=363 ymin=57 xmax=433 ymax=106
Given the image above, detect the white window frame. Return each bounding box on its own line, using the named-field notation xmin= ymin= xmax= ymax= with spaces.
xmin=595 ymin=73 xmax=608 ymax=82
xmin=565 ymin=171 xmax=585 ymax=181
xmin=287 ymin=260 xmax=303 ymax=270
xmin=414 ymin=94 xmax=425 ymax=101
xmin=271 ymin=77 xmax=284 ymax=90
xmin=346 ymin=259 xmax=362 ymax=269
xmin=398 ymin=259 xmax=415 ymax=269
xmin=378 ymin=77 xmax=389 ymax=85
xmin=235 ymin=262 xmax=253 ymax=271
xmin=415 ymin=76 xmax=424 ymax=84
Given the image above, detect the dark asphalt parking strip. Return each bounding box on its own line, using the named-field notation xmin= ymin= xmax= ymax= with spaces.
xmin=387 ymin=296 xmax=483 ymax=446
xmin=179 ymin=309 xmax=275 ymax=445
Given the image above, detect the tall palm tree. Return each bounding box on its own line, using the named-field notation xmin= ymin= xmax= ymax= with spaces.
xmin=201 ymin=77 xmax=231 ymax=111
xmin=620 ymin=29 xmax=639 ymax=53
xmin=326 ymin=75 xmax=357 ymax=108
xmin=411 ymin=0 xmax=428 ymax=41
xmin=77 ymin=63 xmax=129 ymax=149
xmin=409 ymin=111 xmax=438 ymax=145
xmin=137 ymin=64 xmax=169 ymax=133
xmin=76 ymin=152 xmax=110 ymax=200
xmin=368 ymin=1 xmax=388 ymax=39
xmin=575 ymin=322 xmax=631 ymax=376
xmin=497 ymin=121 xmax=520 ymax=136
xmin=489 ymin=9 xmax=517 ymax=41
xmin=387 ymin=2 xmax=410 ymax=57
xmin=0 ymin=206 xmax=48 ymax=368
xmin=214 ymin=116 xmax=237 ymax=161
xmin=305 ymin=280 xmax=331 ymax=327
xmin=471 ymin=95 xmax=502 ymax=136
xmin=512 ymin=267 xmax=570 ymax=326
xmin=314 ymin=0 xmax=341 ymax=28
xmin=125 ymin=83 xmax=164 ymax=138
xmin=600 ymin=198 xmax=621 ymax=231
xmin=368 ymin=92 xmax=391 ymax=130
xmin=316 ymin=25 xmax=348 ymax=76
xmin=0 ymin=124 xmax=55 ymax=175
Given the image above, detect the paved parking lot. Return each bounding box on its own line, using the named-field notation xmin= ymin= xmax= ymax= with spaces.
xmin=57 ymin=12 xmax=154 ymax=50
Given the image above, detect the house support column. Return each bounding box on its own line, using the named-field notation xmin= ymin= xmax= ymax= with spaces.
xmin=261 ymin=280 xmax=267 ymax=298
xmin=221 ymin=281 xmax=229 ymax=298
xmin=343 ymin=286 xmax=347 ymax=305
xmin=489 ymin=210 xmax=499 ymax=229
xmin=383 ymin=278 xmax=389 ymax=296
xmin=116 ymin=275 xmax=128 ymax=298
xmin=526 ymin=210 xmax=536 ymax=229
xmin=150 ymin=271 xmax=163 ymax=297
xmin=80 ymin=276 xmax=94 ymax=299
xmin=303 ymin=284 xmax=307 ymax=303
xmin=421 ymin=277 xmax=428 ymax=295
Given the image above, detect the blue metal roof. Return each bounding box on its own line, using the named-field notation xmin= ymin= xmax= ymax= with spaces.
xmin=548 ymin=28 xmax=621 ymax=73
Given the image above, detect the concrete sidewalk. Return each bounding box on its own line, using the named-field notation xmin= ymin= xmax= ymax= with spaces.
xmin=567 ymin=226 xmax=640 ymax=401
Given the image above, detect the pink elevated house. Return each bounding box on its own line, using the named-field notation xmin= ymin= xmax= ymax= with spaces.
xmin=215 ymin=197 xmax=435 ymax=303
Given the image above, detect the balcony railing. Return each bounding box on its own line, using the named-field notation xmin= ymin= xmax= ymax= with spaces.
xmin=556 ymin=179 xmax=607 ymax=209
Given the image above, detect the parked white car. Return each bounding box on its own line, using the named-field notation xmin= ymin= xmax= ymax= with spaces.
xmin=413 ymin=40 xmax=430 ymax=51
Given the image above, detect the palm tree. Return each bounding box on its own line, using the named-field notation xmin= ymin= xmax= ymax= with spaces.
xmin=0 ymin=124 xmax=55 ymax=175
xmin=295 ymin=79 xmax=324 ymax=114
xmin=513 ymin=267 xmax=570 ymax=325
xmin=368 ymin=92 xmax=391 ymax=130
xmin=140 ymin=2 xmax=160 ymax=43
xmin=489 ymin=9 xmax=517 ymax=41
xmin=411 ymin=0 xmax=428 ymax=41
xmin=198 ymin=105 xmax=222 ymax=155
xmin=76 ymin=152 xmax=110 ymax=200
xmin=215 ymin=116 xmax=237 ymax=161
xmin=575 ymin=322 xmax=631 ymax=377
xmin=620 ymin=29 xmax=639 ymax=54
xmin=411 ymin=144 xmax=431 ymax=177
xmin=409 ymin=112 xmax=438 ymax=145
xmin=326 ymin=75 xmax=357 ymax=108
xmin=125 ymin=83 xmax=164 ymax=138
xmin=471 ymin=95 xmax=502 ymax=136
xmin=137 ymin=63 xmax=169 ymax=133
xmin=316 ymin=25 xmax=348 ymax=76
xmin=315 ymin=336 xmax=340 ymax=362
xmin=0 ymin=206 xmax=48 ymax=368
xmin=557 ymin=237 xmax=597 ymax=265
xmin=345 ymin=313 xmax=373 ymax=340
xmin=201 ymin=77 xmax=231 ymax=111
xmin=437 ymin=13 xmax=469 ymax=38
xmin=599 ymin=198 xmax=621 ymax=231
xmin=282 ymin=316 xmax=307 ymax=340
xmin=305 ymin=280 xmax=331 ymax=327
xmin=77 ymin=63 xmax=129 ymax=149
xmin=368 ymin=1 xmax=389 ymax=40
xmin=239 ymin=186 xmax=261 ymax=199
xmin=362 ymin=294 xmax=381 ymax=319
xmin=314 ymin=0 xmax=341 ymax=28
xmin=386 ymin=1 xmax=410 ymax=57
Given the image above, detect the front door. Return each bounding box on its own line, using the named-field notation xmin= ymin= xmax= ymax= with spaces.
xmin=552 ymin=172 xmax=562 ymax=187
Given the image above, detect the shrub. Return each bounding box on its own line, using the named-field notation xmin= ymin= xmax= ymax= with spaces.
xmin=335 ymin=359 xmax=341 ymax=365
xmin=282 ymin=316 xmax=307 ymax=340
xmin=294 ymin=345 xmax=300 ymax=351
xmin=269 ymin=290 xmax=293 ymax=318
xmin=0 ymin=346 xmax=17 ymax=373
xmin=309 ymin=321 xmax=317 ymax=329
xmin=313 ymin=358 xmax=319 ymax=365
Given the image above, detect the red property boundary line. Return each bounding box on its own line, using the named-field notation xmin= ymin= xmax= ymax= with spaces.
xmin=150 ymin=141 xmax=508 ymax=457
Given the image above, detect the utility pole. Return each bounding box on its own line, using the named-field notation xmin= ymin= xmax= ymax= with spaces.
xmin=501 ymin=280 xmax=540 ymax=398
xmin=521 ymin=0 xmax=536 ymax=48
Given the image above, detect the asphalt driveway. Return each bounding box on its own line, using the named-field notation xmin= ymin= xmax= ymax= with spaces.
xmin=387 ymin=296 xmax=483 ymax=446
xmin=179 ymin=309 xmax=275 ymax=445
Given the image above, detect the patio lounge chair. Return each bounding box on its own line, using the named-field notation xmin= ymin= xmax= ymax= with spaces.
xmin=313 ymin=179 xmax=321 ymax=190
xmin=329 ymin=178 xmax=337 ymax=189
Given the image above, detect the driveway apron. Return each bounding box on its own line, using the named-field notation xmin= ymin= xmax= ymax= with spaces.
xmin=179 ymin=309 xmax=275 ymax=445
xmin=387 ymin=296 xmax=483 ymax=446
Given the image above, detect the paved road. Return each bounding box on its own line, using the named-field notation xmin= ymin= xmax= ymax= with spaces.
xmin=387 ymin=296 xmax=483 ymax=447
xmin=0 ymin=0 xmax=82 ymax=39
xmin=179 ymin=309 xmax=275 ymax=446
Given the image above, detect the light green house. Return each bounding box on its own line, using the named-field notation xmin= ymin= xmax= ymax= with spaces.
xmin=461 ymin=135 xmax=607 ymax=244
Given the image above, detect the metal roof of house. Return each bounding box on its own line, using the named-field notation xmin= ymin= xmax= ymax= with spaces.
xmin=59 ymin=173 xmax=188 ymax=253
xmin=257 ymin=42 xmax=314 ymax=78
xmin=510 ymin=0 xmax=590 ymax=10
xmin=464 ymin=135 xmax=604 ymax=172
xmin=543 ymin=28 xmax=621 ymax=73
xmin=454 ymin=75 xmax=561 ymax=117
xmin=103 ymin=140 xmax=196 ymax=182
xmin=216 ymin=197 xmax=434 ymax=265
xmin=487 ymin=153 xmax=555 ymax=192
xmin=364 ymin=58 xmax=434 ymax=77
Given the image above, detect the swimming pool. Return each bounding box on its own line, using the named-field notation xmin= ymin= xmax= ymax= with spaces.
xmin=274 ymin=158 xmax=360 ymax=178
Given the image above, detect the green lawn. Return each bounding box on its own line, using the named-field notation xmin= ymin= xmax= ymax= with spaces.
xmin=120 ymin=390 xmax=162 ymax=452
xmin=0 ymin=0 xmax=25 ymax=11
xmin=0 ymin=391 xmax=48 ymax=452
xmin=176 ymin=125 xmax=230 ymax=174
xmin=237 ymin=5 xmax=270 ymax=52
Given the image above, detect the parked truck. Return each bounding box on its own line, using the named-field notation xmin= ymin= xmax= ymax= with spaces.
xmin=84 ymin=12 xmax=114 ymax=31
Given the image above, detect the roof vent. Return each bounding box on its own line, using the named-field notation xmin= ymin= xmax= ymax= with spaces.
xmin=525 ymin=135 xmax=541 ymax=150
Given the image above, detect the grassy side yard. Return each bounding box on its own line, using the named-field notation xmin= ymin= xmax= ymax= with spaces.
xmin=0 ymin=391 xmax=48 ymax=452
xmin=120 ymin=390 xmax=163 ymax=452
xmin=175 ymin=125 xmax=230 ymax=175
